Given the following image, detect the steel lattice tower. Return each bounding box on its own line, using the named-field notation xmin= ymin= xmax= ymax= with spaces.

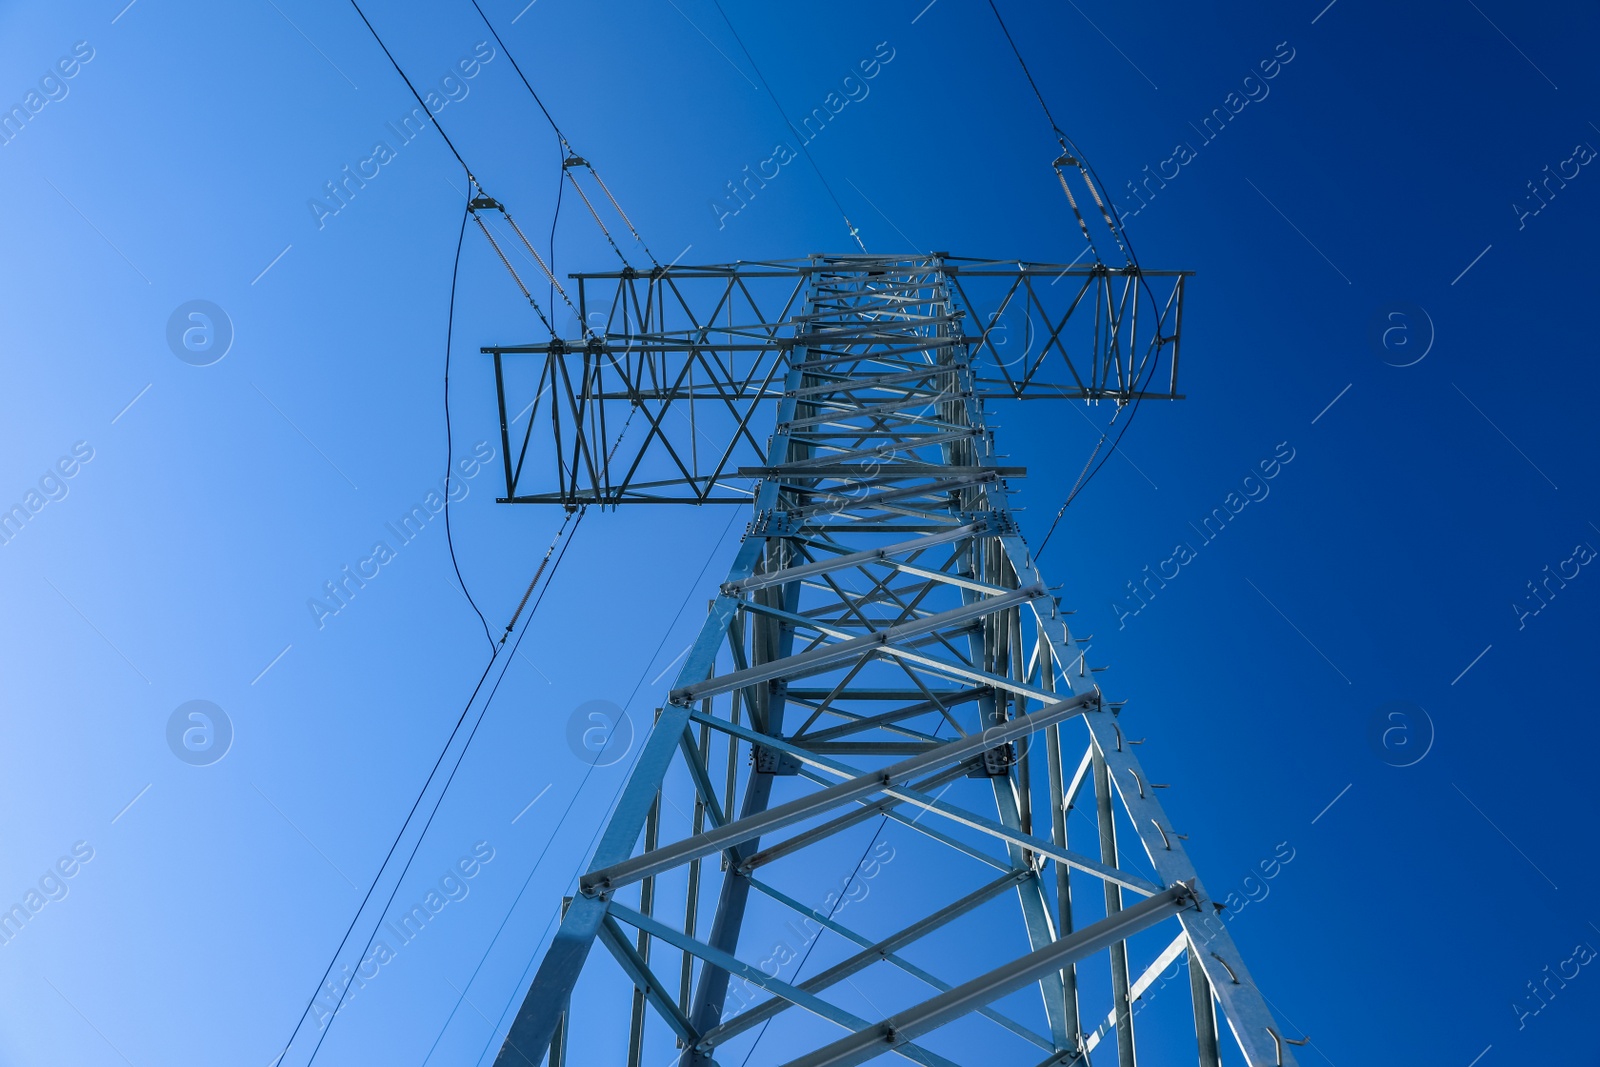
xmin=479 ymin=254 xmax=1299 ymax=1066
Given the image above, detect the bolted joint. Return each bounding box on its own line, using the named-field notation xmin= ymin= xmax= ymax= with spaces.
xmin=751 ymin=744 xmax=802 ymax=775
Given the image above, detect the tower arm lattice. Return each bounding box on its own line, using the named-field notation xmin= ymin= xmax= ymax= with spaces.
xmin=482 ymin=256 xmax=1187 ymax=507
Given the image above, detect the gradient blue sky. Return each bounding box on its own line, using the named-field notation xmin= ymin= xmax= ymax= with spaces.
xmin=1 ymin=1 xmax=1597 ymax=1065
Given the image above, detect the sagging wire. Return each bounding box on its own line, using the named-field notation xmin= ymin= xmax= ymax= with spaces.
xmin=275 ymin=6 xmax=638 ymax=1064
xmin=987 ymin=0 xmax=1129 ymax=266
xmin=351 ymin=0 xmax=647 ymax=340
xmin=273 ymin=494 xmax=582 ymax=1067
xmin=461 ymin=503 xmax=744 ymax=1067
xmin=291 ymin=394 xmax=650 ymax=1067
xmin=445 ymin=192 xmax=496 ymax=652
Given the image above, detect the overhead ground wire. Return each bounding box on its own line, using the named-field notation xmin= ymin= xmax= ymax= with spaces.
xmin=710 ymin=0 xmax=868 ymax=252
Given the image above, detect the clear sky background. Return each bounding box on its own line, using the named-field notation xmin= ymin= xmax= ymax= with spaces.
xmin=1 ymin=1 xmax=1597 ymax=1065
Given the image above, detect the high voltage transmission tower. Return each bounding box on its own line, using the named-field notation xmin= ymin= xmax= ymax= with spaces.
xmin=476 ymin=255 xmax=1303 ymax=1066
xmin=261 ymin=7 xmax=1304 ymax=1067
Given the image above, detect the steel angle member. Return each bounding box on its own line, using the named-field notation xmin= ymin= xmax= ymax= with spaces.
xmin=705 ymin=711 xmax=1155 ymax=895
xmin=668 ymin=584 xmax=1045 ymax=707
xmin=605 ymin=903 xmax=965 ymax=1067
xmin=779 ymin=883 xmax=1195 ymax=1067
xmin=701 ymin=869 xmax=1043 ymax=1053
xmin=721 ymin=522 xmax=987 ymax=595
xmin=581 ymin=688 xmax=1099 ymax=895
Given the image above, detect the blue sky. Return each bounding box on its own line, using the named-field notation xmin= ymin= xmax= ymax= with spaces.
xmin=1 ymin=1 xmax=1597 ymax=1064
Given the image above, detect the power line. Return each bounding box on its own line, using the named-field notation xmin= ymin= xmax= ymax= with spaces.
xmin=709 ymin=1 xmax=867 ymax=252
xmin=1034 ymin=349 xmax=1163 ymax=556
xmin=294 ymin=515 xmax=585 ymax=1067
xmin=987 ymin=0 xmax=1068 ymax=146
xmin=444 ymin=192 xmax=495 ymax=651
xmin=464 ymin=507 xmax=744 ymax=1066
xmin=274 ymin=10 xmax=586 ymax=1058
xmin=465 ymin=0 xmax=578 ymax=297
xmin=348 ymin=0 xmax=474 ymax=180
xmin=984 ymin=1 xmax=1173 ymax=554
xmin=469 ymin=0 xmax=660 ymax=270
xmin=272 ymin=654 xmax=498 ymax=1065
xmin=467 ymin=0 xmax=569 ymax=147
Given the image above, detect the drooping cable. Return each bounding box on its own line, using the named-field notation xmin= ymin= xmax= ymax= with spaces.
xmin=548 ymin=141 xmax=567 ymax=322
xmin=348 ymin=0 xmax=574 ymax=340
xmin=985 ymin=1 xmax=1176 ymax=552
xmin=297 ymin=405 xmax=638 ymax=1066
xmin=273 ymin=11 xmax=573 ymax=1061
xmin=986 ymin=0 xmax=1127 ymax=264
xmin=444 ymin=190 xmax=496 ymax=652
xmin=987 ymin=0 xmax=1066 ymax=146
xmin=709 ymin=1 xmax=868 ymax=252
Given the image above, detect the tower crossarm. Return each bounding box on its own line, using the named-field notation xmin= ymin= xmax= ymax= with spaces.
xmin=481 ymin=255 xmax=1188 ymax=508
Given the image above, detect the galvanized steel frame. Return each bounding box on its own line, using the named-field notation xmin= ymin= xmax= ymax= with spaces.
xmin=489 ymin=256 xmax=1294 ymax=1067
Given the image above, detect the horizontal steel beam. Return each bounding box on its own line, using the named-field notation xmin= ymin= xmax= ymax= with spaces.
xmin=668 ymin=584 xmax=1044 ymax=707
xmin=738 ymin=465 xmax=1026 ymax=478
xmin=722 ymin=523 xmax=986 ymax=595
xmin=701 ymin=712 xmax=1158 ymax=896
xmin=581 ymin=688 xmax=1098 ymax=895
